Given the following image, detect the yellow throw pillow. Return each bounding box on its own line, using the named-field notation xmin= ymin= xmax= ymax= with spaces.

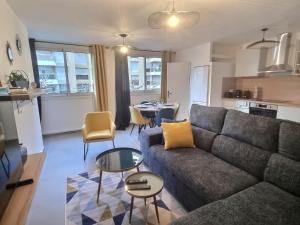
xmin=161 ymin=121 xmax=195 ymax=150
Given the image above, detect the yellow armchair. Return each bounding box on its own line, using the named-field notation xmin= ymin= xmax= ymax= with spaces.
xmin=82 ymin=111 xmax=116 ymax=161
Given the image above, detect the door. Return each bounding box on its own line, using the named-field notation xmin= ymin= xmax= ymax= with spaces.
xmin=167 ymin=62 xmax=190 ymax=120
xmin=190 ymin=65 xmax=210 ymax=106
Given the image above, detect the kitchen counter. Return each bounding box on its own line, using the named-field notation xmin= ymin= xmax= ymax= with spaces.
xmin=222 ymin=98 xmax=300 ymax=107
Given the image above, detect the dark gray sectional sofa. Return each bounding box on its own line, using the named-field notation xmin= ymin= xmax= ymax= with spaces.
xmin=140 ymin=104 xmax=300 ymax=225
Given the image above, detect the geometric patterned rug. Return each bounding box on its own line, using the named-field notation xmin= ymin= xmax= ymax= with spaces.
xmin=66 ymin=165 xmax=186 ymax=225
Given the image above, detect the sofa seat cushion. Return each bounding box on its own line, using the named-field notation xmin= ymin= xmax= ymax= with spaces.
xmin=85 ymin=129 xmax=112 ymax=141
xmin=149 ymin=145 xmax=258 ymax=203
xmin=170 ymin=182 xmax=300 ymax=225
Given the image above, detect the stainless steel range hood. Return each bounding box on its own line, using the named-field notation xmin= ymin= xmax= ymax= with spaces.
xmin=258 ymin=32 xmax=293 ymax=75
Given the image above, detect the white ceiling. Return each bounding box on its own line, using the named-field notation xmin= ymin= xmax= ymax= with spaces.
xmin=7 ymin=0 xmax=300 ymax=50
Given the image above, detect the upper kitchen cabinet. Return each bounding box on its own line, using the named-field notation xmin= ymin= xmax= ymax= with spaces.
xmin=235 ymin=48 xmax=266 ymax=77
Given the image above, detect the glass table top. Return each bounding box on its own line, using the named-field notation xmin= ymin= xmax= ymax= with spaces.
xmin=96 ymin=148 xmax=143 ymax=172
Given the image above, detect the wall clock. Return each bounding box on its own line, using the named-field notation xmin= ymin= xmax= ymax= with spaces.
xmin=6 ymin=42 xmax=13 ymax=64
xmin=16 ymin=34 xmax=22 ymax=54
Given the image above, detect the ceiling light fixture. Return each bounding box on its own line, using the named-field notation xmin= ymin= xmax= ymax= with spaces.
xmin=119 ymin=33 xmax=129 ymax=54
xmin=148 ymin=0 xmax=200 ymax=29
xmin=246 ymin=28 xmax=279 ymax=49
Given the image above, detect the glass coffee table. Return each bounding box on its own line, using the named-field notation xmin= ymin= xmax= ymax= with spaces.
xmin=95 ymin=147 xmax=143 ymax=203
xmin=125 ymin=171 xmax=164 ymax=223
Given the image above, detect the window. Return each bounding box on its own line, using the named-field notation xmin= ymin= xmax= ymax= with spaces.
xmin=128 ymin=56 xmax=162 ymax=92
xmin=36 ymin=50 xmax=93 ymax=94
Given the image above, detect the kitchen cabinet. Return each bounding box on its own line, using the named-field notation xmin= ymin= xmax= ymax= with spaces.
xmin=277 ymin=106 xmax=300 ymax=123
xmin=223 ymin=100 xmax=300 ymax=122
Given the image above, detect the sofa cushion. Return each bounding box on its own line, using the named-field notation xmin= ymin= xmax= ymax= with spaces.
xmin=170 ymin=182 xmax=300 ymax=225
xmin=190 ymin=104 xmax=227 ymax=133
xmin=222 ymin=110 xmax=280 ymax=152
xmin=212 ymin=135 xmax=272 ymax=179
xmin=264 ymin=153 xmax=300 ymax=197
xmin=192 ymin=126 xmax=217 ymax=152
xmin=161 ymin=121 xmax=195 ymax=150
xmin=279 ymin=121 xmax=300 ymax=161
xmin=149 ymin=144 xmax=258 ymax=203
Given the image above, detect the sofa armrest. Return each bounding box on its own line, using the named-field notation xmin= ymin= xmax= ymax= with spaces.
xmin=140 ymin=127 xmax=163 ymax=147
xmin=140 ymin=127 xmax=163 ymax=165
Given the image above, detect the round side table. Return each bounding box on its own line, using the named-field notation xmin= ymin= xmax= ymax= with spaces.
xmin=125 ymin=171 xmax=164 ymax=224
xmin=95 ymin=148 xmax=143 ymax=203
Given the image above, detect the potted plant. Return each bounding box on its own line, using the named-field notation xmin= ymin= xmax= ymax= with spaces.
xmin=7 ymin=70 xmax=29 ymax=89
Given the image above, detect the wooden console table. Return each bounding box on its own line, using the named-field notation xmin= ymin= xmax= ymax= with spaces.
xmin=0 ymin=152 xmax=45 ymax=225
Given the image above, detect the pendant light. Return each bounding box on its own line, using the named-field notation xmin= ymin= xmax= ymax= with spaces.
xmin=119 ymin=33 xmax=129 ymax=54
xmin=148 ymin=0 xmax=200 ymax=29
xmin=246 ymin=28 xmax=279 ymax=49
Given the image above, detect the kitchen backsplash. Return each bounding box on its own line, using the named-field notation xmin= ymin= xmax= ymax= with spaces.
xmin=222 ymin=75 xmax=300 ymax=103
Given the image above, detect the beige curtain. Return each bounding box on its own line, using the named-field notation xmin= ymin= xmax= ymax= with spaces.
xmin=161 ymin=51 xmax=174 ymax=102
xmin=90 ymin=44 xmax=108 ymax=111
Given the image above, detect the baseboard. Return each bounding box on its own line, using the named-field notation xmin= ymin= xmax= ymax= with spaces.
xmin=42 ymin=128 xmax=81 ymax=136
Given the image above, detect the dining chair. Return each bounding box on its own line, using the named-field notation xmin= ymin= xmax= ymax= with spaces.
xmin=155 ymin=108 xmax=175 ymax=126
xmin=81 ymin=111 xmax=116 ymax=161
xmin=129 ymin=106 xmax=151 ymax=135
xmin=139 ymin=101 xmax=156 ymax=127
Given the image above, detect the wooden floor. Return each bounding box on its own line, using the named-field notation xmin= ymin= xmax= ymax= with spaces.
xmin=0 ymin=152 xmax=45 ymax=225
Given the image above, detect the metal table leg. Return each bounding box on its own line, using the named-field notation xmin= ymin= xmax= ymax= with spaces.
xmin=129 ymin=196 xmax=134 ymax=223
xmin=153 ymin=195 xmax=160 ymax=223
xmin=96 ymin=170 xmax=102 ymax=203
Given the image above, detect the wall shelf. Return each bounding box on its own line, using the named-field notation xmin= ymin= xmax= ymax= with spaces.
xmin=0 ymin=89 xmax=45 ymax=102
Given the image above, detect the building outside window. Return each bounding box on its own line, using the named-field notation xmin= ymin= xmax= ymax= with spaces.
xmin=128 ymin=56 xmax=162 ymax=92
xmin=36 ymin=50 xmax=93 ymax=94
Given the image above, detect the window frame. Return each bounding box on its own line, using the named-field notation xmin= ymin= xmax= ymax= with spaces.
xmin=35 ymin=42 xmax=94 ymax=96
xmin=127 ymin=50 xmax=162 ymax=94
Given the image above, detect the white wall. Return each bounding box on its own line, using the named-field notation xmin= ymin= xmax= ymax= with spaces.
xmin=209 ymin=62 xmax=235 ymax=106
xmin=13 ymin=100 xmax=44 ymax=153
xmin=175 ymin=42 xmax=212 ymax=67
xmin=41 ymin=94 xmax=95 ymax=134
xmin=235 ymin=48 xmax=263 ymax=76
xmin=0 ymin=0 xmax=43 ymax=154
